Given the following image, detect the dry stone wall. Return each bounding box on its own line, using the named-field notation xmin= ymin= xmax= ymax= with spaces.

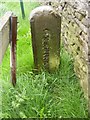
xmin=88 ymin=0 xmax=90 ymax=115
xmin=43 ymin=0 xmax=89 ymax=99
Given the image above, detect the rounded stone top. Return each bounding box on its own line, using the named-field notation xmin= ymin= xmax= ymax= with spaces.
xmin=30 ymin=5 xmax=54 ymax=20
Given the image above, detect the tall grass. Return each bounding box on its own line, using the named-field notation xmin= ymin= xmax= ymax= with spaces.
xmin=0 ymin=2 xmax=87 ymax=118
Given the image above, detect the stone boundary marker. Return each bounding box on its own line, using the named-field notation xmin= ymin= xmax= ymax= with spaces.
xmin=0 ymin=11 xmax=17 ymax=86
xmin=30 ymin=5 xmax=61 ymax=71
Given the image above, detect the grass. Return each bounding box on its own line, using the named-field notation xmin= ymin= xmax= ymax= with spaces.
xmin=0 ymin=2 xmax=88 ymax=118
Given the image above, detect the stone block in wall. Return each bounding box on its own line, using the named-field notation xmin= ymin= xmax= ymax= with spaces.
xmin=74 ymin=55 xmax=88 ymax=98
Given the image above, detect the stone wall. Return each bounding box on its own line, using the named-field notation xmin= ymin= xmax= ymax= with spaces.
xmin=88 ymin=0 xmax=90 ymax=115
xmin=43 ymin=0 xmax=89 ymax=99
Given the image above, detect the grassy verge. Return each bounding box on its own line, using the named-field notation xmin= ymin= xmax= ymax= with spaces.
xmin=0 ymin=2 xmax=88 ymax=118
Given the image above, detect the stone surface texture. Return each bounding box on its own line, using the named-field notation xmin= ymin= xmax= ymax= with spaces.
xmin=30 ymin=6 xmax=61 ymax=71
xmin=43 ymin=0 xmax=89 ymax=99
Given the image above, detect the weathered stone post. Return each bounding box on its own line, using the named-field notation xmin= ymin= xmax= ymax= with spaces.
xmin=30 ymin=6 xmax=61 ymax=71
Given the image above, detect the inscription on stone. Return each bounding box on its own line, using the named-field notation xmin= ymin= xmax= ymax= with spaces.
xmin=42 ymin=29 xmax=50 ymax=70
xmin=30 ymin=6 xmax=61 ymax=71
